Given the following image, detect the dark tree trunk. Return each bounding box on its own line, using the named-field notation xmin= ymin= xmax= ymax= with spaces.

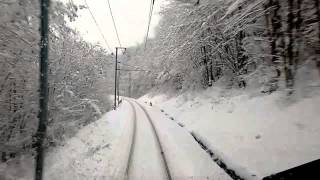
xmin=286 ymin=0 xmax=295 ymax=89
xmin=206 ymin=47 xmax=214 ymax=86
xmin=237 ymin=30 xmax=248 ymax=75
xmin=202 ymin=46 xmax=210 ymax=86
xmin=210 ymin=59 xmax=214 ymax=84
xmin=315 ymin=0 xmax=320 ymax=43
xmin=1 ymin=152 xmax=7 ymax=162
xmin=236 ymin=6 xmax=248 ymax=76
xmin=314 ymin=0 xmax=320 ymax=73
xmin=212 ymin=37 xmax=223 ymax=81
xmin=236 ymin=30 xmax=247 ymax=88
xmin=265 ymin=0 xmax=282 ymax=92
xmin=294 ymin=0 xmax=303 ymax=73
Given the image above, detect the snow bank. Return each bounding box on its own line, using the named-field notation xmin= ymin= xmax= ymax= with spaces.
xmin=0 ymin=102 xmax=130 ymax=180
xmin=141 ymin=87 xmax=320 ymax=178
xmin=43 ymin=102 xmax=132 ymax=180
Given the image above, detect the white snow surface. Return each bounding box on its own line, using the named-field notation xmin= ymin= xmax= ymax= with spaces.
xmin=44 ymin=102 xmax=133 ymax=180
xmin=110 ymin=99 xmax=232 ymax=180
xmin=126 ymin=101 xmax=169 ymax=180
xmin=0 ymin=103 xmax=132 ymax=180
xmin=1 ymin=97 xmax=233 ymax=180
xmin=46 ymin=97 xmax=234 ymax=180
xmin=140 ymin=87 xmax=320 ymax=179
xmin=3 ymin=83 xmax=319 ymax=180
xmin=138 ymin=102 xmax=232 ymax=180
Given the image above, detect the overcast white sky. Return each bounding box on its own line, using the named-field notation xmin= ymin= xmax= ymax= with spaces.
xmin=60 ymin=0 xmax=167 ymax=52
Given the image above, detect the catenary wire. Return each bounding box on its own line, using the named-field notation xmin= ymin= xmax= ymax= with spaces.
xmin=84 ymin=0 xmax=112 ymax=52
xmin=106 ymin=0 xmax=122 ymax=47
xmin=144 ymin=0 xmax=155 ymax=49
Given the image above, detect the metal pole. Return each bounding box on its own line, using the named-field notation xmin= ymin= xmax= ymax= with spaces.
xmin=128 ymin=72 xmax=131 ymax=97
xmin=114 ymin=47 xmax=125 ymax=107
xmin=114 ymin=47 xmax=118 ymax=109
xmin=117 ymin=63 xmax=120 ymax=104
xmin=35 ymin=0 xmax=50 ymax=179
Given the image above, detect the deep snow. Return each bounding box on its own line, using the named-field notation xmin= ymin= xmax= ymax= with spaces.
xmin=140 ymin=86 xmax=320 ymax=179
xmin=139 ymin=102 xmax=232 ymax=180
xmin=43 ymin=102 xmax=133 ymax=180
xmin=1 ymin=97 xmax=233 ymax=180
xmin=0 ymin=102 xmax=133 ymax=180
xmin=2 ymin=77 xmax=319 ymax=180
xmin=43 ymin=98 xmax=234 ymax=180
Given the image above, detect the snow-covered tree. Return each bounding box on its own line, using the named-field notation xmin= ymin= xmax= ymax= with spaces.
xmin=126 ymin=0 xmax=320 ymax=96
xmin=0 ymin=0 xmax=113 ymax=162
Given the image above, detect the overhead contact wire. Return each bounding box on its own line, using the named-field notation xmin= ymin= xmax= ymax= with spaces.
xmin=84 ymin=0 xmax=112 ymax=52
xmin=107 ymin=0 xmax=122 ymax=47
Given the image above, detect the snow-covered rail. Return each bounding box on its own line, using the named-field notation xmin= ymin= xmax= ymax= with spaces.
xmin=124 ymin=99 xmax=172 ymax=180
xmin=133 ymin=100 xmax=173 ymax=180
xmin=108 ymin=98 xmax=233 ymax=180
xmin=123 ymin=100 xmax=137 ymax=175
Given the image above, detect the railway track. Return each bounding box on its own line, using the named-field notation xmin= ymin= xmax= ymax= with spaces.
xmin=124 ymin=99 xmax=172 ymax=180
xmin=115 ymin=98 xmax=232 ymax=180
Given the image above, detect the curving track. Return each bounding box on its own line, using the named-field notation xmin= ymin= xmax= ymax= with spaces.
xmin=112 ymin=98 xmax=232 ymax=180
xmin=125 ymin=99 xmax=172 ymax=180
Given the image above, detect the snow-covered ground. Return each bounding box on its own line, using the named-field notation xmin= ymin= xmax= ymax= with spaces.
xmin=43 ymin=97 xmax=235 ymax=180
xmin=1 ymin=96 xmax=234 ymax=180
xmin=140 ymin=103 xmax=232 ymax=180
xmin=0 ymin=102 xmax=132 ymax=180
xmin=141 ymin=85 xmax=320 ymax=179
xmin=2 ymin=76 xmax=319 ymax=180
xmin=43 ymin=102 xmax=133 ymax=180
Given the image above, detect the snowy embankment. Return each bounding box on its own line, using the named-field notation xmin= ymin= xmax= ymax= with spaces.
xmin=0 ymin=97 xmax=130 ymax=180
xmin=43 ymin=102 xmax=133 ymax=180
xmin=140 ymin=86 xmax=320 ymax=179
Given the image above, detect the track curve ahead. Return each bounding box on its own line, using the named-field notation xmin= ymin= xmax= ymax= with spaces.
xmin=124 ymin=99 xmax=172 ymax=180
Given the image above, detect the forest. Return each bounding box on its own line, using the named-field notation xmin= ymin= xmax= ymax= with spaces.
xmin=126 ymin=0 xmax=320 ymax=97
xmin=0 ymin=1 xmax=114 ymax=162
